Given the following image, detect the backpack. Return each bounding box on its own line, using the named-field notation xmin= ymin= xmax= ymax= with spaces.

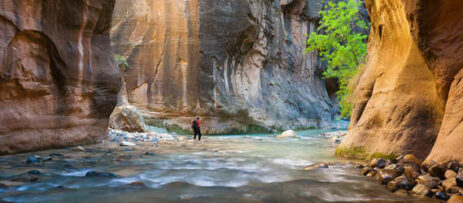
xmin=191 ymin=120 xmax=198 ymax=128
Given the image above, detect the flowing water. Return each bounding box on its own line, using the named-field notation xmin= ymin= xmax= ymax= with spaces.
xmin=0 ymin=129 xmax=434 ymax=203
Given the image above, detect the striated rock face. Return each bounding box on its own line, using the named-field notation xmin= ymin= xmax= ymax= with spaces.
xmin=341 ymin=0 xmax=463 ymax=162
xmin=111 ymin=0 xmax=337 ymax=134
xmin=0 ymin=0 xmax=121 ymax=154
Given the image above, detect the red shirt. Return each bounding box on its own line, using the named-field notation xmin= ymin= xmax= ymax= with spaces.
xmin=197 ymin=120 xmax=200 ymax=127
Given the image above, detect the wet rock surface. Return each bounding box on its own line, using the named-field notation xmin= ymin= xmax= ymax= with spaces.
xmin=356 ymin=153 xmax=463 ymax=202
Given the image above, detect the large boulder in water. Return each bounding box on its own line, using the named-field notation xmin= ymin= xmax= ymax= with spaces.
xmin=109 ymin=105 xmax=146 ymax=132
xmin=0 ymin=0 xmax=120 ymax=154
xmin=276 ymin=130 xmax=298 ymax=138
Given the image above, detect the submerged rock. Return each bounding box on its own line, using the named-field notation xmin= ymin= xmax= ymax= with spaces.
xmin=85 ymin=171 xmax=117 ymax=178
xmin=128 ymin=181 xmax=145 ymax=187
xmin=304 ymin=163 xmax=329 ymax=171
xmin=276 ymin=130 xmax=298 ymax=139
xmin=75 ymin=146 xmax=85 ymax=152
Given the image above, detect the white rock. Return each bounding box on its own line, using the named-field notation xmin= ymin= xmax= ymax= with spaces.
xmin=120 ymin=141 xmax=136 ymax=146
xmin=276 ymin=130 xmax=298 ymax=138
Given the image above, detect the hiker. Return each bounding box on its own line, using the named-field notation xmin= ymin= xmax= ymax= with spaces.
xmin=191 ymin=116 xmax=201 ymax=141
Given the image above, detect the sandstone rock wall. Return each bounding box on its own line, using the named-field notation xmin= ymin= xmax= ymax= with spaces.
xmin=341 ymin=0 xmax=463 ymax=163
xmin=0 ymin=0 xmax=120 ymax=154
xmin=111 ymin=0 xmax=338 ymax=134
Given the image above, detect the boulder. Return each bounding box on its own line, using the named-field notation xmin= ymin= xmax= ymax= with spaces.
xmin=412 ymin=184 xmax=432 ymax=197
xmin=443 ymin=177 xmax=459 ymax=191
xmin=404 ymin=164 xmax=421 ymax=179
xmin=276 ymin=130 xmax=298 ymax=139
xmin=448 ymin=161 xmax=460 ymax=172
xmin=376 ymin=169 xmax=401 ymax=184
xmin=428 ymin=164 xmax=446 ymax=179
xmin=387 ymin=175 xmax=416 ymax=192
xmin=109 ymin=105 xmax=146 ymax=133
xmin=446 ymin=170 xmax=458 ymax=179
xmin=370 ymin=158 xmax=387 ymax=168
xmin=449 ymin=195 xmax=463 ymax=203
xmin=400 ymin=154 xmax=422 ymax=166
xmin=416 ymin=174 xmax=440 ymax=189
xmin=434 ymin=189 xmax=448 ymax=200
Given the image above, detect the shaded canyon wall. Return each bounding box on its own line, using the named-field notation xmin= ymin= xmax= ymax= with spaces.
xmin=111 ymin=0 xmax=339 ymax=134
xmin=340 ymin=0 xmax=463 ymax=164
xmin=0 ymin=0 xmax=120 ymax=154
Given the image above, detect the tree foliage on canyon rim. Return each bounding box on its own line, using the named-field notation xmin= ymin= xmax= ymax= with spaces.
xmin=305 ymin=0 xmax=368 ymax=119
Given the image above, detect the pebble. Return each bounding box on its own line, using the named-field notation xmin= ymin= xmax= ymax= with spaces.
xmin=76 ymin=146 xmax=85 ymax=152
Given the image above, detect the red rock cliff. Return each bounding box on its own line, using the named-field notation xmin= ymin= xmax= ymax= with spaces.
xmin=111 ymin=0 xmax=339 ymax=134
xmin=340 ymin=0 xmax=463 ymax=163
xmin=0 ymin=0 xmax=121 ymax=154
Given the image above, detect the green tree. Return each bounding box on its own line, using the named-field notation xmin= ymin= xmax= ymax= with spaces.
xmin=305 ymin=0 xmax=368 ymax=119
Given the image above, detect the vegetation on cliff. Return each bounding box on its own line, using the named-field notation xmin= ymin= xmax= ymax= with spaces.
xmin=306 ymin=0 xmax=368 ymax=119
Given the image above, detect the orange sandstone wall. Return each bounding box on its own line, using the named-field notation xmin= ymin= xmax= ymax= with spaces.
xmin=341 ymin=0 xmax=463 ymax=163
xmin=0 ymin=0 xmax=121 ymax=154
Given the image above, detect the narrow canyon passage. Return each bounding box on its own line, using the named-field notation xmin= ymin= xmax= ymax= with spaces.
xmin=0 ymin=129 xmax=434 ymax=203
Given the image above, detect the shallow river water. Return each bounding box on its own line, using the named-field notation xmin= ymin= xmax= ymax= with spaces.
xmin=0 ymin=129 xmax=435 ymax=202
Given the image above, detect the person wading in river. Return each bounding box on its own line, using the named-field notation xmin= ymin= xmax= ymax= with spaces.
xmin=191 ymin=116 xmax=201 ymax=141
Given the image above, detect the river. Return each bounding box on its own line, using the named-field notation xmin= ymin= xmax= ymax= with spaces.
xmin=0 ymin=129 xmax=434 ymax=202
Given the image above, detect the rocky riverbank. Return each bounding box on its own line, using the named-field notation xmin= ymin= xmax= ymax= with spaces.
xmin=354 ymin=155 xmax=463 ymax=202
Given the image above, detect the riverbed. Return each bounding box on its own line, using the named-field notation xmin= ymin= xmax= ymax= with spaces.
xmin=0 ymin=129 xmax=435 ymax=202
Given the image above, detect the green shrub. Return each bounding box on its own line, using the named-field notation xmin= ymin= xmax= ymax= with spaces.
xmin=306 ymin=0 xmax=368 ymax=119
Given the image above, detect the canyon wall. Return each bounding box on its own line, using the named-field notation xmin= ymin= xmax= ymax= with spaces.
xmin=0 ymin=0 xmax=120 ymax=154
xmin=340 ymin=0 xmax=463 ymax=163
xmin=111 ymin=0 xmax=339 ymax=134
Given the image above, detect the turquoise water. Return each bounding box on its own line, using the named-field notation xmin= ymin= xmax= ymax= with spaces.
xmin=0 ymin=129 xmax=433 ymax=202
